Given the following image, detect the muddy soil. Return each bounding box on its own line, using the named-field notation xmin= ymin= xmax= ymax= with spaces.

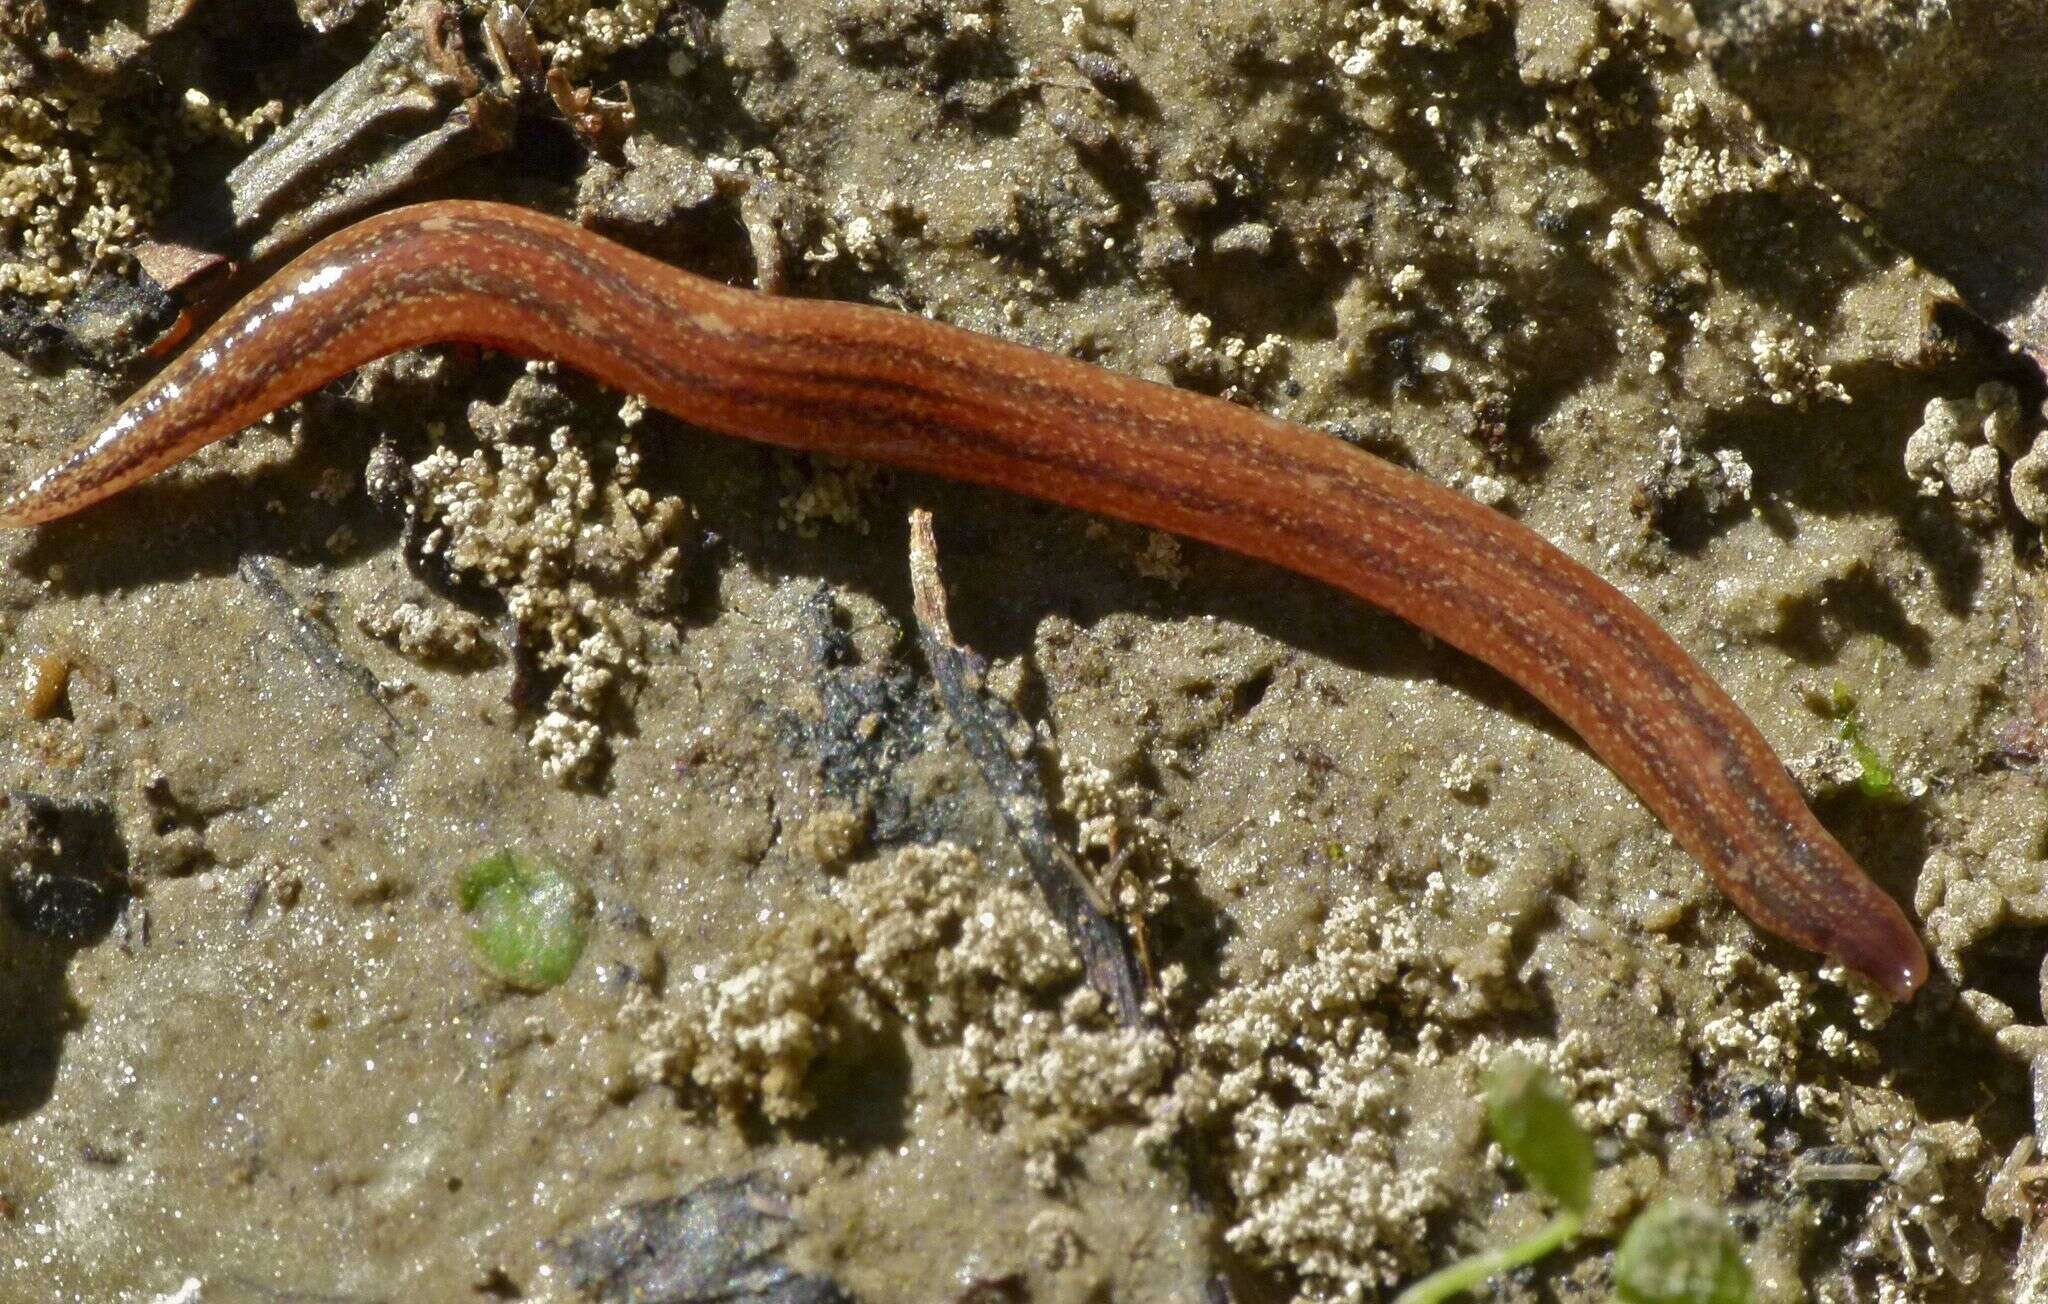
xmin=1 ymin=1 xmax=2045 ymax=1301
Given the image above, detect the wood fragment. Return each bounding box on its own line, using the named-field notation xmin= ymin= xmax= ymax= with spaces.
xmin=225 ymin=2 xmax=515 ymax=260
xmin=130 ymin=241 xmax=234 ymax=357
xmin=131 ymin=240 xmax=231 ymax=300
xmin=905 ymin=509 xmax=1152 ymax=1027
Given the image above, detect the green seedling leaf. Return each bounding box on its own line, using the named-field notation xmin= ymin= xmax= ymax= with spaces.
xmin=1614 ymin=1201 xmax=1752 ymax=1304
xmin=1825 ymin=682 xmax=1899 ymax=802
xmin=1392 ymin=1056 xmax=1593 ymax=1304
xmin=458 ymin=848 xmax=590 ymax=990
xmin=1390 ymin=1210 xmax=1580 ymax=1304
xmin=1487 ymin=1055 xmax=1593 ymax=1216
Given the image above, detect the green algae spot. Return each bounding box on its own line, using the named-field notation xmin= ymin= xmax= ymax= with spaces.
xmin=458 ymin=849 xmax=590 ymax=990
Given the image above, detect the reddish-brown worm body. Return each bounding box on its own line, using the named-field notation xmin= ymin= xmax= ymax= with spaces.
xmin=1 ymin=201 xmax=1927 ymax=998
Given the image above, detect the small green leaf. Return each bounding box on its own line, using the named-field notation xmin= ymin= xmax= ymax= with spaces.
xmin=1614 ymin=1201 xmax=1753 ymax=1304
xmin=1825 ymin=682 xmax=1899 ymax=802
xmin=457 ymin=848 xmax=590 ymax=990
xmin=1393 ymin=1055 xmax=1596 ymax=1304
xmin=1487 ymin=1055 xmax=1593 ymax=1216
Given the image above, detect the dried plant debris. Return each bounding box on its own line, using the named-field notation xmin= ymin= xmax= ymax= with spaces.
xmin=0 ymin=0 xmax=686 ymax=330
xmin=223 ymin=2 xmax=675 ymax=256
xmin=224 ymin=2 xmax=515 ymax=259
xmin=237 ymin=555 xmax=405 ymax=759
xmin=554 ymin=1174 xmax=851 ymax=1304
xmin=907 ymin=509 xmax=1151 ymax=1027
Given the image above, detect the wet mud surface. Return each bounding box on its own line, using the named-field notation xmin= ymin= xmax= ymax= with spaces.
xmin=1 ymin=1 xmax=2046 ymax=1300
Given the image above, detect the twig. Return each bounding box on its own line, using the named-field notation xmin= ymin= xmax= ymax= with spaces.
xmin=905 ymin=509 xmax=1152 ymax=1027
xmin=238 ymin=555 xmax=409 ymax=766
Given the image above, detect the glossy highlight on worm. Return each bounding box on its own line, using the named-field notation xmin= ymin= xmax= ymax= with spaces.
xmin=0 ymin=201 xmax=1929 ymax=998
